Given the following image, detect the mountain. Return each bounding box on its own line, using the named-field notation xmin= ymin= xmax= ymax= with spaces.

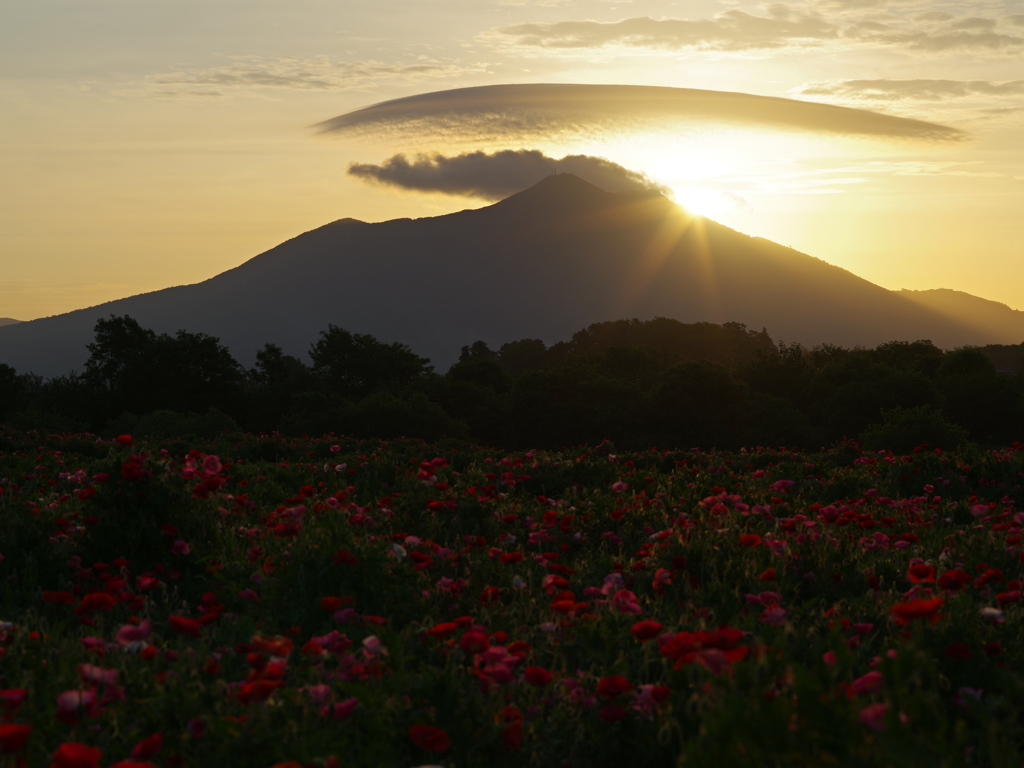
xmin=1 ymin=174 xmax=1020 ymax=378
xmin=0 ymin=318 xmax=22 ymax=328
xmin=895 ymin=289 xmax=1024 ymax=343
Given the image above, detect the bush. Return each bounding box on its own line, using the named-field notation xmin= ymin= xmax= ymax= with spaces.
xmin=860 ymin=405 xmax=970 ymax=454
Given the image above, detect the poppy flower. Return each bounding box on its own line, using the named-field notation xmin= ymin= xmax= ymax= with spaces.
xmin=110 ymin=762 xmax=156 ymax=768
xmin=50 ymin=742 xmax=102 ymax=768
xmin=75 ymin=593 xmax=116 ymax=616
xmin=0 ymin=723 xmax=31 ymax=753
xmin=597 ymin=675 xmax=632 ymax=698
xmin=115 ymin=435 xmax=134 ymax=447
xmin=759 ymin=568 xmax=776 ymax=582
xmin=130 ymin=733 xmax=162 ymax=760
xmin=851 ymin=671 xmax=883 ymax=695
xmin=501 ymin=719 xmax=522 ymax=750
xmin=479 ymin=586 xmax=501 ymax=604
xmin=890 ymin=597 xmax=943 ymax=627
xmin=424 ymin=622 xmax=458 ymax=640
xmin=408 ymin=724 xmax=450 ymax=752
xmin=168 ymin=616 xmax=201 ymax=638
xmin=523 ymin=666 xmax=552 ymax=687
xmin=499 ymin=552 xmax=524 ymax=565
xmin=739 ymin=534 xmax=762 ymax=548
xmin=630 ymin=620 xmax=664 ymax=641
xmin=907 ymin=563 xmax=935 ymax=583
xmin=459 ymin=631 xmax=490 ymax=655
xmin=859 ymin=703 xmax=889 ymax=732
xmin=0 ymin=689 xmax=27 ymax=716
xmin=660 ymin=627 xmax=749 ymax=672
xmin=937 ymin=569 xmax=970 ymax=591
xmin=55 ymin=691 xmax=97 ymax=725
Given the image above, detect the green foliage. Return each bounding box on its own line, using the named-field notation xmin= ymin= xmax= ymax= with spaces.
xmin=309 ymin=324 xmax=433 ymax=398
xmin=860 ymin=405 xmax=971 ymax=454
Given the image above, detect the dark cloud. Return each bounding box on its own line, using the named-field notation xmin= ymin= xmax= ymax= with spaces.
xmin=797 ymin=78 xmax=1024 ymax=100
xmin=316 ymin=83 xmax=968 ymax=144
xmin=347 ymin=150 xmax=670 ymax=200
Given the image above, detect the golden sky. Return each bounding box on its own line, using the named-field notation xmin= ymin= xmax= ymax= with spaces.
xmin=2 ymin=0 xmax=1022 ymax=321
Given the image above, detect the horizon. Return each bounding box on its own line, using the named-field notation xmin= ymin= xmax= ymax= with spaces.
xmin=3 ymin=0 xmax=1023 ymax=321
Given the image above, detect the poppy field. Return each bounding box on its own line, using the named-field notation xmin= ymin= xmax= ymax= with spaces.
xmin=1 ymin=428 xmax=1023 ymax=767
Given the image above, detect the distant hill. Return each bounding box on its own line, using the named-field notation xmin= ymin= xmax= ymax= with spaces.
xmin=895 ymin=289 xmax=1024 ymax=345
xmin=0 ymin=318 xmax=22 ymax=328
xmin=0 ymin=174 xmax=1020 ymax=378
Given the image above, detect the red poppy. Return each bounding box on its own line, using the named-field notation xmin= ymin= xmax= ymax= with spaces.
xmin=739 ymin=534 xmax=762 ymax=548
xmin=479 ymin=586 xmax=501 ymax=605
xmin=130 ymin=733 xmax=162 ymax=760
xmin=50 ymin=742 xmax=102 ymax=768
xmin=759 ymin=568 xmax=776 ymax=582
xmin=237 ymin=680 xmax=282 ymax=704
xmin=660 ymin=627 xmax=749 ymax=672
xmin=424 ymin=622 xmax=458 ymax=639
xmin=459 ymin=631 xmax=490 ymax=655
xmin=907 ymin=564 xmax=935 ymax=583
xmin=499 ymin=552 xmax=524 ymax=565
xmin=937 ymin=569 xmax=970 ymax=591
xmin=408 ymin=724 xmax=450 ymax=752
xmin=110 ymin=762 xmax=156 ymax=768
xmin=630 ymin=620 xmax=664 ymax=641
xmin=75 ymin=593 xmax=116 ymax=616
xmin=168 ymin=616 xmax=201 ymax=638
xmin=116 ymin=435 xmax=134 ymax=447
xmin=597 ymin=675 xmax=632 ymax=698
xmin=0 ymin=689 xmax=28 ymax=716
xmin=501 ymin=719 xmax=522 ymax=750
xmin=890 ymin=596 xmax=943 ymax=627
xmin=250 ymin=635 xmax=294 ymax=657
xmin=523 ymin=666 xmax=552 ymax=687
xmin=0 ymin=723 xmax=31 ymax=753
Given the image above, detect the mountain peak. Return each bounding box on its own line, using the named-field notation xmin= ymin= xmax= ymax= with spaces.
xmin=486 ymin=173 xmax=665 ymax=219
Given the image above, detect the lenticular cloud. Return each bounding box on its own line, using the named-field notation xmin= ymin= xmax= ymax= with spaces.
xmin=315 ymin=83 xmax=968 ymax=145
xmin=347 ymin=149 xmax=670 ymax=200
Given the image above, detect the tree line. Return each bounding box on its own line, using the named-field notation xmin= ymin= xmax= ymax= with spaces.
xmin=1 ymin=314 xmax=1022 ymax=451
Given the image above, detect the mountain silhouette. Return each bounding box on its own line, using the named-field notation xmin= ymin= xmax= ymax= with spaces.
xmin=0 ymin=174 xmax=1020 ymax=377
xmin=0 ymin=319 xmax=22 ymax=328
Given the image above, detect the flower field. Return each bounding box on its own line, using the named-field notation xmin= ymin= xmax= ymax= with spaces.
xmin=1 ymin=428 xmax=1023 ymax=767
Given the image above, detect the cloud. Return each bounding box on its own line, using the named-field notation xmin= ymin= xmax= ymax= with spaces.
xmin=795 ymin=79 xmax=1024 ymax=101
xmin=347 ymin=149 xmax=670 ymax=199
xmin=485 ymin=10 xmax=1024 ymax=55
xmin=140 ymin=55 xmax=485 ymax=97
xmin=316 ymin=83 xmax=968 ymax=145
xmin=490 ymin=12 xmax=841 ymax=52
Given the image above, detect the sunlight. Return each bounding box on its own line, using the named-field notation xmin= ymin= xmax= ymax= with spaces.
xmin=670 ymin=187 xmax=739 ymax=219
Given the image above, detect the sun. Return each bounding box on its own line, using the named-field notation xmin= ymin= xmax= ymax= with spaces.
xmin=670 ymin=186 xmax=740 ymax=220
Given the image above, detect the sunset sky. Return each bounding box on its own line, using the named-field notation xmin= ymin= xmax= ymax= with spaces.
xmin=3 ymin=0 xmax=1022 ymax=322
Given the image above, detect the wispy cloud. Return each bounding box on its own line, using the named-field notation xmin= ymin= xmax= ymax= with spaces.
xmin=135 ymin=55 xmax=486 ymax=98
xmin=316 ymin=83 xmax=968 ymax=145
xmin=794 ymin=79 xmax=1024 ymax=101
xmin=347 ymin=149 xmax=670 ymax=199
xmin=484 ymin=9 xmax=1024 ymax=56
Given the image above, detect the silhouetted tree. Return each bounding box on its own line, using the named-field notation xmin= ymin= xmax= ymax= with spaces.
xmin=309 ymin=324 xmax=433 ymax=399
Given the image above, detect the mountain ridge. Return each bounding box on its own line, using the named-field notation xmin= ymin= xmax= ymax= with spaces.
xmin=1 ymin=174 xmax=1020 ymax=377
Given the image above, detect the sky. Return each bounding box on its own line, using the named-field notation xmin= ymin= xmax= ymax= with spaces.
xmin=2 ymin=0 xmax=1023 ymax=322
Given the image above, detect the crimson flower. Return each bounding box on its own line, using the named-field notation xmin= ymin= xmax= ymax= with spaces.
xmin=130 ymin=733 xmax=162 ymax=760
xmin=523 ymin=666 xmax=552 ymax=687
xmin=597 ymin=675 xmax=632 ymax=698
xmin=115 ymin=435 xmax=134 ymax=447
xmin=890 ymin=597 xmax=943 ymax=627
xmin=168 ymin=616 xmax=201 ymax=638
xmin=408 ymin=724 xmax=450 ymax=752
xmin=0 ymin=723 xmax=31 ymax=753
xmin=937 ymin=569 xmax=970 ymax=591
xmin=907 ymin=563 xmax=935 ymax=583
xmin=630 ymin=620 xmax=664 ymax=641
xmin=659 ymin=627 xmax=749 ymax=673
xmin=459 ymin=631 xmax=490 ymax=655
xmin=424 ymin=622 xmax=458 ymax=639
xmin=50 ymin=742 xmax=101 ymax=768
xmin=739 ymin=534 xmax=762 ymax=548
